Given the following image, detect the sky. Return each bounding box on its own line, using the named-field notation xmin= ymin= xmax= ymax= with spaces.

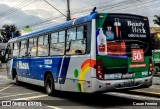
xmin=0 ymin=0 xmax=159 ymax=31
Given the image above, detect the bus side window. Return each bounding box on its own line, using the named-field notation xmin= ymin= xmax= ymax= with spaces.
xmin=19 ymin=40 xmax=26 ymax=57
xmin=29 ymin=38 xmax=36 ymax=57
xmin=43 ymin=35 xmax=49 ymax=56
xmin=38 ymin=36 xmax=44 ymax=56
xmin=50 ymin=32 xmax=59 ymax=55
xmin=50 ymin=31 xmax=65 ymax=56
xmin=77 ymin=26 xmax=84 ymax=39
xmin=66 ymin=27 xmax=76 ymax=54
xmin=37 ymin=35 xmax=49 ymax=56
xmin=66 ymin=26 xmax=86 ymax=55
xmin=13 ymin=42 xmax=19 ymax=57
xmin=57 ymin=31 xmax=65 ymax=55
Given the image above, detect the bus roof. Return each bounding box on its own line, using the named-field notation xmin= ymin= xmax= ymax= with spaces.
xmin=8 ymin=12 xmax=148 ymax=43
xmin=8 ymin=12 xmax=97 ymax=43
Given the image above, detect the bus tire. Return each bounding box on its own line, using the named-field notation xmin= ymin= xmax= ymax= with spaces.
xmin=13 ymin=69 xmax=20 ymax=85
xmin=45 ymin=74 xmax=55 ymax=95
xmin=15 ymin=75 xmax=20 ymax=85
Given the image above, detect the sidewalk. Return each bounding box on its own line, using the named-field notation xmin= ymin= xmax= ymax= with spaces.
xmin=1 ymin=63 xmax=6 ymax=69
xmin=0 ymin=63 xmax=6 ymax=71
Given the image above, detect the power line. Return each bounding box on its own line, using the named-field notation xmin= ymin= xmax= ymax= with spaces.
xmin=31 ymin=18 xmax=65 ymax=30
xmin=0 ymin=0 xmax=37 ymax=18
xmin=18 ymin=15 xmax=65 ymax=29
xmin=43 ymin=0 xmax=67 ymax=18
xmin=19 ymin=0 xmax=126 ymax=29
xmin=104 ymin=0 xmax=158 ymax=12
xmin=112 ymin=0 xmax=159 ymax=12
xmin=19 ymin=0 xmax=157 ymax=30
xmin=11 ymin=0 xmax=127 ymax=29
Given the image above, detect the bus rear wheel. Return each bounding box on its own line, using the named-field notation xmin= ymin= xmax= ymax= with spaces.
xmin=45 ymin=74 xmax=55 ymax=95
xmin=14 ymin=74 xmax=21 ymax=85
xmin=15 ymin=75 xmax=21 ymax=85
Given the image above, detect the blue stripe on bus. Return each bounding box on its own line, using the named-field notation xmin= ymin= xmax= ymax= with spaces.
xmin=54 ymin=57 xmax=63 ymax=83
xmin=59 ymin=57 xmax=71 ymax=84
xmin=12 ymin=57 xmax=64 ymax=83
xmin=51 ymin=57 xmax=62 ymax=82
xmin=106 ymin=55 xmax=128 ymax=59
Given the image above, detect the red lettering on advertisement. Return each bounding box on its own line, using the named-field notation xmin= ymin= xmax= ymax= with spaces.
xmin=131 ymin=49 xmax=144 ymax=62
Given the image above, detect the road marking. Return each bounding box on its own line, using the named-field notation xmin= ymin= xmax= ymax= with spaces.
xmin=107 ymin=92 xmax=160 ymax=100
xmin=0 ymin=92 xmax=39 ymax=99
xmin=47 ymin=106 xmax=63 ymax=109
xmin=13 ymin=95 xmax=48 ymax=100
xmin=0 ymin=75 xmax=7 ymax=79
xmin=0 ymin=84 xmax=13 ymax=92
xmin=131 ymin=90 xmax=160 ymax=96
xmin=0 ymin=83 xmax=13 ymax=85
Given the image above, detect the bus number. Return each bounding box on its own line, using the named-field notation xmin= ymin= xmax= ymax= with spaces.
xmin=131 ymin=49 xmax=144 ymax=62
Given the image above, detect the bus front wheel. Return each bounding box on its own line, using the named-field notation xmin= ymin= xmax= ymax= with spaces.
xmin=45 ymin=74 xmax=55 ymax=95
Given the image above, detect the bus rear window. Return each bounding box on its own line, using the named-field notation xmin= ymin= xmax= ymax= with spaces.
xmin=96 ymin=14 xmax=151 ymax=56
xmin=102 ymin=16 xmax=150 ymax=41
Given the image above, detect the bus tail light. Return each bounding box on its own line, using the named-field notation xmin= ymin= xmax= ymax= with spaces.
xmin=149 ymin=58 xmax=153 ymax=76
xmin=96 ymin=60 xmax=104 ymax=80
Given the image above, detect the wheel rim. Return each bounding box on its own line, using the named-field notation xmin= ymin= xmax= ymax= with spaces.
xmin=46 ymin=78 xmax=52 ymax=93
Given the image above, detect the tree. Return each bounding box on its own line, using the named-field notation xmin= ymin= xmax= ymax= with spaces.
xmin=0 ymin=24 xmax=20 ymax=43
xmin=153 ymin=15 xmax=160 ymax=26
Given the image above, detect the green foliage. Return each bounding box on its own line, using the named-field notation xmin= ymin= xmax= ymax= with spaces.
xmin=0 ymin=24 xmax=20 ymax=43
xmin=153 ymin=15 xmax=160 ymax=26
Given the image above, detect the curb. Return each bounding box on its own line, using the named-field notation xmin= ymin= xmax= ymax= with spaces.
xmin=127 ymin=90 xmax=160 ymax=98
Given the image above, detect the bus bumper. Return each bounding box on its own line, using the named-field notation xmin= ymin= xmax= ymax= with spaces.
xmin=91 ymin=76 xmax=152 ymax=92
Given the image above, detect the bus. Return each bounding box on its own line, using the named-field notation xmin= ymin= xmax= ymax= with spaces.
xmin=5 ymin=11 xmax=152 ymax=95
xmin=151 ymin=32 xmax=160 ymax=76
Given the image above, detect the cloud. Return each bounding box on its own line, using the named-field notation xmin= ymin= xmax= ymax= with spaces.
xmin=0 ymin=0 xmax=160 ymax=29
xmin=0 ymin=4 xmax=43 ymax=28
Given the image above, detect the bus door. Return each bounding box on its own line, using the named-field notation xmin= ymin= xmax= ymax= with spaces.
xmin=60 ymin=25 xmax=88 ymax=91
xmin=19 ymin=40 xmax=29 ymax=83
xmin=27 ymin=57 xmax=38 ymax=85
xmin=27 ymin=37 xmax=38 ymax=85
xmin=6 ymin=44 xmax=13 ymax=79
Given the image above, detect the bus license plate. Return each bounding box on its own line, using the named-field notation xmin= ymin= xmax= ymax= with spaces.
xmin=123 ymin=79 xmax=135 ymax=86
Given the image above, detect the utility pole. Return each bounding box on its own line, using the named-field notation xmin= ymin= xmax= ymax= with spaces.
xmin=66 ymin=0 xmax=71 ymax=21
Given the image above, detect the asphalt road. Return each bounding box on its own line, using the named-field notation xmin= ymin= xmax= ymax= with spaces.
xmin=0 ymin=68 xmax=159 ymax=109
xmin=153 ymin=76 xmax=160 ymax=85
